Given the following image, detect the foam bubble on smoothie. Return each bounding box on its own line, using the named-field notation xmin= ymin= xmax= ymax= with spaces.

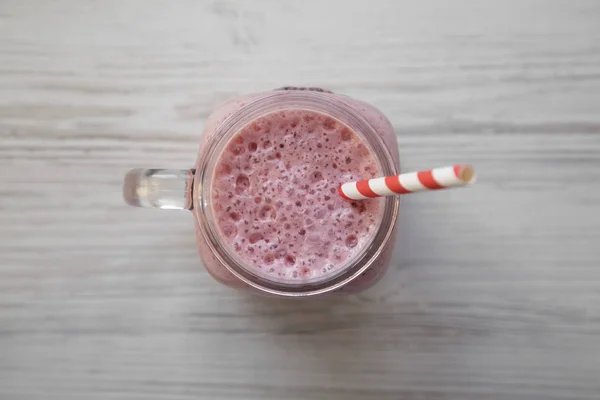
xmin=211 ymin=109 xmax=381 ymax=282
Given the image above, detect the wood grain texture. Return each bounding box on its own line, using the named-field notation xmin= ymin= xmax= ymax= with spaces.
xmin=1 ymin=0 xmax=600 ymax=399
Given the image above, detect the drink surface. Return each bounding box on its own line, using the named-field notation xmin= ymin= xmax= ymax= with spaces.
xmin=210 ymin=109 xmax=382 ymax=283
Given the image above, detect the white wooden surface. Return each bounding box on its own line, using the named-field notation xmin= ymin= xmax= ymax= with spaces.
xmin=1 ymin=0 xmax=600 ymax=399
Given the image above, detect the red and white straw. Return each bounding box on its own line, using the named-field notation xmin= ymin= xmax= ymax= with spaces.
xmin=338 ymin=164 xmax=476 ymax=200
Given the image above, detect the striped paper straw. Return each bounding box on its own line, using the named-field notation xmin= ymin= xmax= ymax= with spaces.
xmin=338 ymin=164 xmax=476 ymax=200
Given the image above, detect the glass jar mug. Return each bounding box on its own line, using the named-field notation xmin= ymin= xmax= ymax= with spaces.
xmin=124 ymin=88 xmax=400 ymax=297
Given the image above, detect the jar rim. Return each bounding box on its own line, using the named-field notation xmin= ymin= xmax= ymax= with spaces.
xmin=193 ymin=91 xmax=399 ymax=297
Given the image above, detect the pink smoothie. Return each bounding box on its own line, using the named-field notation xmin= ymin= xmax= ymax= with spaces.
xmin=210 ymin=109 xmax=383 ymax=282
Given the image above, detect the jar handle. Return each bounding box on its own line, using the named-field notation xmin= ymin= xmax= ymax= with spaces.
xmin=123 ymin=168 xmax=194 ymax=210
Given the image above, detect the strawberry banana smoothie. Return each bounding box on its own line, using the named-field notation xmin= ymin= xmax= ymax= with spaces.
xmin=123 ymin=88 xmax=399 ymax=296
xmin=210 ymin=109 xmax=382 ymax=283
xmin=187 ymin=88 xmax=400 ymax=296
